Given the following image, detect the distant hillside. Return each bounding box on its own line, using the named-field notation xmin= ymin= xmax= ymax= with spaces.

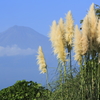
xmin=0 ymin=25 xmax=57 ymax=90
xmin=0 ymin=25 xmax=50 ymax=49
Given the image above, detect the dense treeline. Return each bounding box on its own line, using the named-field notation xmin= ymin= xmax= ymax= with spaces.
xmin=0 ymin=80 xmax=50 ymax=100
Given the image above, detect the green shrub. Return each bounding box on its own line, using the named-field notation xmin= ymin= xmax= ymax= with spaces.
xmin=0 ymin=80 xmax=50 ymax=100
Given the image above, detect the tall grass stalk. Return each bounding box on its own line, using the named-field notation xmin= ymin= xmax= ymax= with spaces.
xmin=98 ymin=62 xmax=100 ymax=99
xmin=46 ymin=66 xmax=49 ymax=90
xmin=63 ymin=61 xmax=67 ymax=83
xmin=80 ymin=60 xmax=84 ymax=100
xmin=69 ymin=50 xmax=72 ymax=78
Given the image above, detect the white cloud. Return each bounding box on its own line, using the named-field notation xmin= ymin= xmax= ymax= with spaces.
xmin=0 ymin=45 xmax=36 ymax=56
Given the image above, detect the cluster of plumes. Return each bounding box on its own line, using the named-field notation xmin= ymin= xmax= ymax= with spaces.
xmin=48 ymin=11 xmax=74 ymax=63
xmin=74 ymin=3 xmax=100 ymax=64
xmin=37 ymin=46 xmax=47 ymax=74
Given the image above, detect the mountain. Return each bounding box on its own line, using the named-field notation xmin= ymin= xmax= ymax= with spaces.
xmin=0 ymin=25 xmax=57 ymax=90
xmin=0 ymin=25 xmax=49 ymax=49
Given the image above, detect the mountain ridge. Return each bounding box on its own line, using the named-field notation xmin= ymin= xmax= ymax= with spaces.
xmin=0 ymin=25 xmax=50 ymax=49
xmin=0 ymin=25 xmax=57 ymax=90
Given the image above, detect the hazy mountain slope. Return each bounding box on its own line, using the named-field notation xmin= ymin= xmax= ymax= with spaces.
xmin=0 ymin=25 xmax=50 ymax=49
xmin=0 ymin=25 xmax=57 ymax=90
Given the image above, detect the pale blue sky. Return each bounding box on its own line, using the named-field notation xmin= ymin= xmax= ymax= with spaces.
xmin=0 ymin=0 xmax=99 ymax=36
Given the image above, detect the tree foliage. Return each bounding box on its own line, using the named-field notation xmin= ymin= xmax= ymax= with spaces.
xmin=0 ymin=80 xmax=50 ymax=100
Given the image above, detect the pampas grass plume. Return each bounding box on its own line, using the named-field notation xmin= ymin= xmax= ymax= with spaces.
xmin=82 ymin=15 xmax=89 ymax=37
xmin=97 ymin=20 xmax=100 ymax=44
xmin=88 ymin=3 xmax=98 ymax=39
xmin=81 ymin=15 xmax=89 ymax=55
xmin=49 ymin=20 xmax=57 ymax=47
xmin=65 ymin=11 xmax=74 ymax=46
xmin=53 ymin=25 xmax=67 ymax=62
xmin=81 ymin=35 xmax=89 ymax=55
xmin=37 ymin=46 xmax=47 ymax=74
xmin=74 ymin=25 xmax=82 ymax=64
xmin=58 ymin=18 xmax=65 ymax=34
xmin=58 ymin=18 xmax=66 ymax=47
